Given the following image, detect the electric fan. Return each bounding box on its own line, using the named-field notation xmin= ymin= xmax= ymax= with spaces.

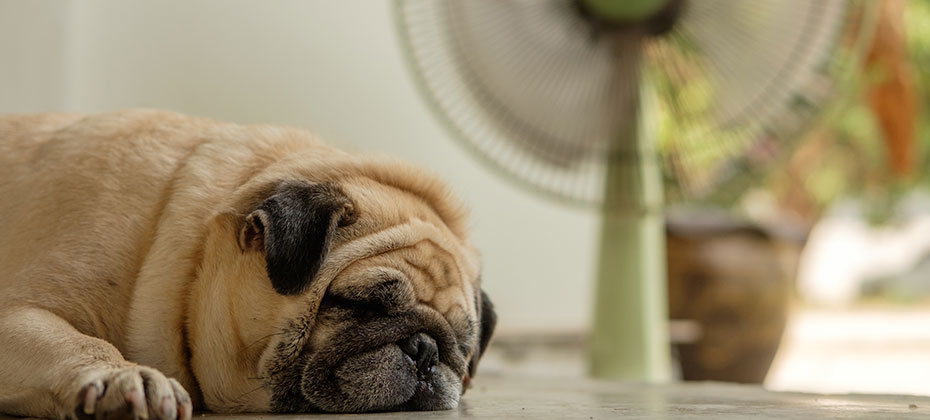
xmin=395 ymin=0 xmax=875 ymax=381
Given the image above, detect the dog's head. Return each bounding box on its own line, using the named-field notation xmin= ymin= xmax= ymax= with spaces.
xmin=192 ymin=166 xmax=495 ymax=413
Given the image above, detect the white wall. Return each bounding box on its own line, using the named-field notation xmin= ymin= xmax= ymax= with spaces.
xmin=0 ymin=0 xmax=600 ymax=333
xmin=0 ymin=1 xmax=69 ymax=112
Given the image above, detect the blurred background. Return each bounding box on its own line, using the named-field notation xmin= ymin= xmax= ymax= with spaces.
xmin=1 ymin=0 xmax=928 ymax=397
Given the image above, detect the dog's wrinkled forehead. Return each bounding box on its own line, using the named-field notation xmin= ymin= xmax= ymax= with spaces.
xmin=329 ymin=243 xmax=469 ymax=310
xmin=331 ymin=179 xmax=478 ymax=309
xmin=335 ymin=178 xmax=479 ymax=279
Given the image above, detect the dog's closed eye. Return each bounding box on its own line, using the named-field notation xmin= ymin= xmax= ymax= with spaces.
xmin=326 ymin=272 xmax=415 ymax=313
xmin=322 ymin=294 xmax=388 ymax=320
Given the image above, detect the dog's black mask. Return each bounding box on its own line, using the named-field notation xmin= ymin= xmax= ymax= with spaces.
xmin=267 ymin=281 xmax=496 ymax=413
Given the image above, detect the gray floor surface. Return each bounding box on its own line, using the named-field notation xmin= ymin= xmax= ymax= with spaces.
xmin=212 ymin=375 xmax=926 ymax=419
xmin=2 ymin=375 xmax=927 ymax=419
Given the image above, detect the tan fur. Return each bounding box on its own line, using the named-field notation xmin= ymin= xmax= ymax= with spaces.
xmin=0 ymin=110 xmax=480 ymax=417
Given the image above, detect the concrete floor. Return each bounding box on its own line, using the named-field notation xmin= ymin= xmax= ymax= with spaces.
xmin=1 ymin=376 xmax=925 ymax=419
xmin=196 ymin=375 xmax=928 ymax=419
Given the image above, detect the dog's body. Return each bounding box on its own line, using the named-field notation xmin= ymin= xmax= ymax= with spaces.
xmin=0 ymin=110 xmax=494 ymax=418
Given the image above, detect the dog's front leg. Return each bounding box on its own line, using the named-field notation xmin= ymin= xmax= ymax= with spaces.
xmin=0 ymin=306 xmax=193 ymax=420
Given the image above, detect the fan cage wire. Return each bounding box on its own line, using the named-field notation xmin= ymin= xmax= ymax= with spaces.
xmin=394 ymin=0 xmax=878 ymax=208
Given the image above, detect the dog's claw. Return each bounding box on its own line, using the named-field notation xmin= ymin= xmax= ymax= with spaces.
xmin=81 ymin=381 xmax=104 ymax=414
xmin=179 ymin=401 xmax=193 ymax=420
xmin=127 ymin=387 xmax=148 ymax=419
xmin=168 ymin=378 xmax=192 ymax=420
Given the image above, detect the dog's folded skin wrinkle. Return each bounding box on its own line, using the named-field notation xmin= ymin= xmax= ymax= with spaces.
xmin=0 ymin=110 xmax=495 ymax=417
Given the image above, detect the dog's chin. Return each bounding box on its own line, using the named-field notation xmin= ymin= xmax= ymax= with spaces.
xmin=301 ymin=344 xmax=462 ymax=413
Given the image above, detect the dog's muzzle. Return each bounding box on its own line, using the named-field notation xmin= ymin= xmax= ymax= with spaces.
xmin=321 ymin=332 xmax=461 ymax=412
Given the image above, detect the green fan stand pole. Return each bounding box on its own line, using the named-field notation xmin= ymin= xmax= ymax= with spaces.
xmin=586 ymin=0 xmax=672 ymax=383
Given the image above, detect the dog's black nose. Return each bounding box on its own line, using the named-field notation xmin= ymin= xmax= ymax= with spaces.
xmin=400 ymin=333 xmax=438 ymax=375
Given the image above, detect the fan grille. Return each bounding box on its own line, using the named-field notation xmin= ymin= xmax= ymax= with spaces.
xmin=396 ymin=0 xmax=874 ymax=206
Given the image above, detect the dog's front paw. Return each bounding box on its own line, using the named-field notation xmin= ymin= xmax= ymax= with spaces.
xmin=74 ymin=365 xmax=192 ymax=420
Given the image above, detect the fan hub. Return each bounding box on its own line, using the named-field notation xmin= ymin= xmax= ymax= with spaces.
xmin=574 ymin=0 xmax=685 ymax=37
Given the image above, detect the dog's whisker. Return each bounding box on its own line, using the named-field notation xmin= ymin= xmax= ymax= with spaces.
xmin=236 ymin=384 xmax=267 ymax=400
xmin=243 ymin=331 xmax=285 ymax=352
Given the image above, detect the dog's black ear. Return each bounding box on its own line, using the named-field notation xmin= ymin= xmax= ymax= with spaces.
xmin=240 ymin=181 xmax=357 ymax=296
xmin=468 ymin=288 xmax=497 ymax=378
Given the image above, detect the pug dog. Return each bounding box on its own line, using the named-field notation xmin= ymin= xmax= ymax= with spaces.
xmin=0 ymin=110 xmax=496 ymax=419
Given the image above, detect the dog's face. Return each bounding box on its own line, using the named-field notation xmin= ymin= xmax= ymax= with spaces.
xmin=194 ymin=174 xmax=495 ymax=413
